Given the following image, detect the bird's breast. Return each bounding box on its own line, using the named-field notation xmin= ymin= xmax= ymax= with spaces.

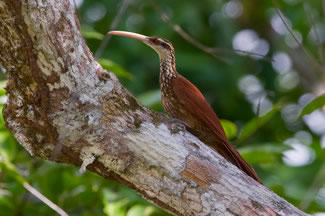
xmin=161 ymin=93 xmax=201 ymax=129
xmin=160 ymin=73 xmax=201 ymax=128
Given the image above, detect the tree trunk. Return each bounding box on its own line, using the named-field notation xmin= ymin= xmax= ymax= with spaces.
xmin=0 ymin=0 xmax=309 ymax=215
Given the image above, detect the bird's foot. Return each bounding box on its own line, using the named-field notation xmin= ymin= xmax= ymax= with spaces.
xmin=168 ymin=117 xmax=187 ymax=134
xmin=97 ymin=68 xmax=111 ymax=81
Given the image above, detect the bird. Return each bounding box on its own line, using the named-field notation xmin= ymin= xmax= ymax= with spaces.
xmin=109 ymin=31 xmax=262 ymax=184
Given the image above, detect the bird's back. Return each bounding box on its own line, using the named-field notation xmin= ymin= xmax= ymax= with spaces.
xmin=164 ymin=74 xmax=262 ymax=184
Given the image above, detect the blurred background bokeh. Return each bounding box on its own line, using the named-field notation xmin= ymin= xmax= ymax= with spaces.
xmin=1 ymin=0 xmax=325 ymax=215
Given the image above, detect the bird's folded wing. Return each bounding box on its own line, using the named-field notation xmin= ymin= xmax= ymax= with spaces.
xmin=173 ymin=75 xmax=262 ymax=183
xmin=173 ymin=76 xmax=228 ymax=141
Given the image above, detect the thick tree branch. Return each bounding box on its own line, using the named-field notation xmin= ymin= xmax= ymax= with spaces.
xmin=0 ymin=0 xmax=308 ymax=215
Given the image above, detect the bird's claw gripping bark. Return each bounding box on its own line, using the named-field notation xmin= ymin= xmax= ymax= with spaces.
xmin=97 ymin=68 xmax=111 ymax=81
xmin=168 ymin=117 xmax=187 ymax=134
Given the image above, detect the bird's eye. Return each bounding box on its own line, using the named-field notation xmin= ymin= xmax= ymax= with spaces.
xmin=149 ymin=37 xmax=171 ymax=50
xmin=161 ymin=42 xmax=170 ymax=49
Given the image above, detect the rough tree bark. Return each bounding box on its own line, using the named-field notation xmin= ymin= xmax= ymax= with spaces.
xmin=0 ymin=0 xmax=309 ymax=215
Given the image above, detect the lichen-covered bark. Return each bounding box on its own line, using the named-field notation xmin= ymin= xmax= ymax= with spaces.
xmin=0 ymin=0 xmax=309 ymax=215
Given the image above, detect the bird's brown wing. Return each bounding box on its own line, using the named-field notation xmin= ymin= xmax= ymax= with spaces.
xmin=173 ymin=75 xmax=261 ymax=183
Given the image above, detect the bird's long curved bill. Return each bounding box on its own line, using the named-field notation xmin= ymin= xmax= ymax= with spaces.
xmin=109 ymin=31 xmax=149 ymax=42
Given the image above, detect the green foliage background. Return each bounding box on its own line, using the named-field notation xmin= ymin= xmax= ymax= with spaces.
xmin=1 ymin=0 xmax=325 ymax=215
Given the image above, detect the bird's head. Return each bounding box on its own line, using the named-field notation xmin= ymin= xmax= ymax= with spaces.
xmin=109 ymin=31 xmax=174 ymax=60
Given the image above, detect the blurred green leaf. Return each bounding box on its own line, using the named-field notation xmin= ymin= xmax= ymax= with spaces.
xmin=103 ymin=198 xmax=129 ymax=216
xmin=126 ymin=205 xmax=165 ymax=216
xmin=99 ymin=59 xmax=133 ymax=80
xmin=0 ymin=80 xmax=6 ymax=107
xmin=81 ymin=25 xmax=105 ymax=40
xmin=238 ymin=105 xmax=280 ymax=142
xmin=0 ymin=194 xmax=14 ymax=215
xmin=82 ymin=31 xmax=105 ymax=40
xmin=103 ymin=188 xmax=123 ymax=203
xmin=220 ymin=119 xmax=237 ymax=139
xmin=0 ymin=80 xmax=7 ymax=97
xmin=241 ymin=151 xmax=274 ymax=164
xmin=0 ymin=134 xmax=17 ymax=161
xmin=0 ymin=150 xmax=24 ymax=184
xmin=138 ymin=89 xmax=161 ymax=108
xmin=127 ymin=205 xmax=146 ymax=216
xmin=239 ymin=143 xmax=291 ymax=164
xmin=299 ymin=94 xmax=325 ymax=118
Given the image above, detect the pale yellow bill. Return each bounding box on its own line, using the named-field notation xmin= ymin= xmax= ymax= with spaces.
xmin=109 ymin=31 xmax=149 ymax=41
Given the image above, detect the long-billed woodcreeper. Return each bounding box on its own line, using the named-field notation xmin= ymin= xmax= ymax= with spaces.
xmin=109 ymin=31 xmax=262 ymax=184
